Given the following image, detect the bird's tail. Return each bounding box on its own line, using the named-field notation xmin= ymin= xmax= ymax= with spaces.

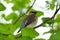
xmin=17 ymin=28 xmax=21 ymax=33
xmin=17 ymin=27 xmax=23 ymax=33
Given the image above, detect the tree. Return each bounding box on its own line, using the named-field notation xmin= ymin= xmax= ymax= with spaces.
xmin=0 ymin=0 xmax=60 ymax=40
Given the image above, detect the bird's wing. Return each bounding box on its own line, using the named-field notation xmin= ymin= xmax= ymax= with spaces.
xmin=21 ymin=16 xmax=36 ymax=27
xmin=17 ymin=19 xmax=28 ymax=33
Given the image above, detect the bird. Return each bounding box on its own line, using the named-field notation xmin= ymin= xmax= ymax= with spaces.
xmin=17 ymin=11 xmax=38 ymax=33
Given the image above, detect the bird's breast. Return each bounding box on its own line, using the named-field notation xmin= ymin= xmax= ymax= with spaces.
xmin=26 ymin=17 xmax=38 ymax=28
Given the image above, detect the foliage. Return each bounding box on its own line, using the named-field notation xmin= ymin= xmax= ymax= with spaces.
xmin=0 ymin=3 xmax=6 ymax=11
xmin=36 ymin=11 xmax=44 ymax=17
xmin=49 ymin=31 xmax=60 ymax=40
xmin=0 ymin=0 xmax=60 ymax=40
xmin=35 ymin=38 xmax=45 ymax=40
xmin=21 ymin=28 xmax=39 ymax=38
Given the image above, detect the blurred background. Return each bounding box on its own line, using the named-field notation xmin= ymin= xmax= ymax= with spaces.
xmin=0 ymin=0 xmax=60 ymax=40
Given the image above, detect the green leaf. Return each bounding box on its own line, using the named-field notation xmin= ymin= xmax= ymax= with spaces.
xmin=0 ymin=3 xmax=6 ymax=11
xmin=55 ymin=14 xmax=60 ymax=23
xmin=43 ymin=29 xmax=56 ymax=34
xmin=50 ymin=3 xmax=55 ymax=10
xmin=0 ymin=34 xmax=16 ymax=40
xmin=0 ymin=13 xmax=22 ymax=34
xmin=17 ymin=36 xmax=32 ymax=40
xmin=2 ymin=14 xmax=5 ymax=17
xmin=43 ymin=31 xmax=51 ymax=35
xmin=54 ymin=23 xmax=60 ymax=31
xmin=5 ymin=13 xmax=18 ymax=20
xmin=14 ymin=20 xmax=22 ymax=29
xmin=21 ymin=28 xmax=39 ymax=38
xmin=50 ymin=0 xmax=55 ymax=10
xmin=49 ymin=31 xmax=60 ymax=40
xmin=35 ymin=38 xmax=45 ymax=40
xmin=5 ymin=13 xmax=19 ymax=23
xmin=0 ymin=24 xmax=13 ymax=34
xmin=0 ymin=23 xmax=19 ymax=34
xmin=12 ymin=4 xmax=20 ymax=11
xmin=8 ymin=35 xmax=16 ymax=40
xmin=0 ymin=34 xmax=9 ymax=40
xmin=42 ymin=17 xmax=49 ymax=21
xmin=42 ymin=17 xmax=54 ymax=26
xmin=36 ymin=11 xmax=44 ymax=17
xmin=12 ymin=0 xmax=30 ymax=10
xmin=43 ymin=27 xmax=60 ymax=35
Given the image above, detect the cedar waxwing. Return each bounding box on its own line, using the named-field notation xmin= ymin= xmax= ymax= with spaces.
xmin=17 ymin=11 xmax=38 ymax=33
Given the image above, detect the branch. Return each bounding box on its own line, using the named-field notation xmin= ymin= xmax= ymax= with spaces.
xmin=13 ymin=0 xmax=36 ymax=24
xmin=34 ymin=7 xmax=60 ymax=29
xmin=26 ymin=0 xmax=36 ymax=13
xmin=51 ymin=19 xmax=54 ymax=34
xmin=51 ymin=5 xmax=58 ymax=34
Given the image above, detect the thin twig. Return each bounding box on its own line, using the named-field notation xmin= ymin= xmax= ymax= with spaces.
xmin=26 ymin=0 xmax=36 ymax=13
xmin=51 ymin=5 xmax=58 ymax=34
xmin=13 ymin=0 xmax=36 ymax=24
xmin=51 ymin=19 xmax=54 ymax=34
xmin=34 ymin=7 xmax=60 ymax=29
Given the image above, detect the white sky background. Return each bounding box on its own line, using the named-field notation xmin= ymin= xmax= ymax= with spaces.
xmin=0 ymin=0 xmax=60 ymax=40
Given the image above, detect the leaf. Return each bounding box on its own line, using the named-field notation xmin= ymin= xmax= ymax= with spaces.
xmin=0 ymin=3 xmax=6 ymax=11
xmin=50 ymin=0 xmax=55 ymax=10
xmin=42 ymin=17 xmax=54 ymax=26
xmin=35 ymin=38 xmax=45 ymax=40
xmin=0 ymin=24 xmax=12 ymax=34
xmin=2 ymin=14 xmax=5 ymax=17
xmin=0 ymin=23 xmax=19 ymax=34
xmin=17 ymin=36 xmax=32 ymax=40
xmin=54 ymin=23 xmax=60 ymax=31
xmin=50 ymin=3 xmax=55 ymax=10
xmin=49 ymin=31 xmax=60 ymax=40
xmin=8 ymin=35 xmax=16 ymax=40
xmin=0 ymin=13 xmax=22 ymax=34
xmin=21 ymin=28 xmax=39 ymax=38
xmin=12 ymin=0 xmax=30 ymax=10
xmin=44 ymin=27 xmax=60 ymax=35
xmin=0 ymin=34 xmax=16 ymax=40
xmin=0 ymin=34 xmax=9 ymax=40
xmin=42 ymin=17 xmax=49 ymax=21
xmin=43 ymin=29 xmax=55 ymax=34
xmin=51 ymin=0 xmax=55 ymax=3
xmin=55 ymin=14 xmax=60 ymax=23
xmin=36 ymin=11 xmax=44 ymax=17
xmin=12 ymin=4 xmax=20 ymax=11
xmin=14 ymin=20 xmax=22 ymax=30
xmin=5 ymin=13 xmax=19 ymax=23
xmin=43 ymin=31 xmax=51 ymax=35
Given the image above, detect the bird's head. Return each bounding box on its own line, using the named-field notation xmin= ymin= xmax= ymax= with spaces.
xmin=29 ymin=11 xmax=37 ymax=15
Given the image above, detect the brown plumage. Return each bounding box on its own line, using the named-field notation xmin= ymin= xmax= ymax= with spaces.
xmin=17 ymin=11 xmax=38 ymax=33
